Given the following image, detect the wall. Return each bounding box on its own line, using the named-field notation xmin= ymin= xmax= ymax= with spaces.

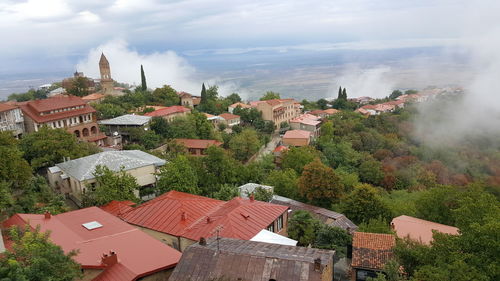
xmin=137 ymin=268 xmax=174 ymax=281
xmin=283 ymin=137 xmax=309 ymax=147
xmin=81 ymin=269 xmax=104 ymax=281
xmin=138 ymin=227 xmax=182 ymax=251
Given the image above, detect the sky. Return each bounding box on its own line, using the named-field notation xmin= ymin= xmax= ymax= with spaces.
xmin=0 ymin=0 xmax=499 ymax=98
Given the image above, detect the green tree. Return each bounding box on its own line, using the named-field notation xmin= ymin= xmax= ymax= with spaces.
xmin=0 ymin=225 xmax=82 ymax=281
xmin=251 ymin=186 xmax=274 ymax=202
xmin=212 ymin=184 xmax=239 ymax=200
xmin=225 ymin=93 xmax=242 ymax=104
xmin=228 ymin=129 xmax=261 ymax=161
xmin=337 ymin=86 xmax=343 ymax=100
xmin=288 ymin=210 xmax=320 ymax=246
xmin=264 ymin=168 xmax=299 ymax=199
xmin=357 ymin=216 xmax=393 ymax=234
xmin=317 ymin=98 xmax=329 ymax=110
xmin=359 ymin=159 xmax=385 ymax=185
xmin=342 ymin=87 xmax=347 ymax=99
xmin=66 ymin=76 xmax=92 ymax=97
xmin=367 ymin=260 xmax=408 ymax=281
xmin=140 ymin=64 xmax=147 ymax=91
xmin=298 ymin=159 xmax=345 ymax=207
xmin=415 ymin=185 xmax=460 ymax=226
xmin=150 ymin=116 xmax=170 ymax=137
xmin=314 ymin=225 xmax=352 ymax=258
xmin=389 ymin=90 xmax=403 ymax=100
xmin=260 ymin=91 xmax=280 ymax=101
xmin=157 ymin=155 xmax=200 ymax=195
xmin=20 ymin=126 xmax=100 ymax=170
xmin=151 ymin=85 xmax=180 ymax=106
xmin=340 ymin=184 xmax=391 ymax=224
xmin=200 ymin=83 xmax=207 ymax=104
xmin=82 ymin=165 xmax=139 ymax=206
xmin=0 ymin=181 xmax=14 ymax=212
xmin=281 ymin=146 xmax=321 ymax=174
xmin=189 ymin=111 xmax=215 ymax=139
xmin=167 ymin=116 xmax=197 ymax=139
xmin=202 ymin=146 xmax=240 ymax=192
xmin=0 ymin=131 xmax=32 ymax=188
xmin=93 ymin=103 xmax=126 ymax=119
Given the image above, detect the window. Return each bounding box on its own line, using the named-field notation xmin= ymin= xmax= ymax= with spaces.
xmin=277 ymin=215 xmax=283 ymax=231
xmin=267 ymin=223 xmax=274 ymax=232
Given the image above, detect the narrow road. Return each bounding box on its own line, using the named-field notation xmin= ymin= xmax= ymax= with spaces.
xmin=252 ymin=134 xmax=281 ymax=162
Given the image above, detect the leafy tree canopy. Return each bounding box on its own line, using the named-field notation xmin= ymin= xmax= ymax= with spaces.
xmin=260 ymin=91 xmax=280 ymax=101
xmin=83 ymin=165 xmax=139 ymax=206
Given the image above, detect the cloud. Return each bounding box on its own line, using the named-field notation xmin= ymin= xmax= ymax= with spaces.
xmin=76 ymin=40 xmax=243 ymax=97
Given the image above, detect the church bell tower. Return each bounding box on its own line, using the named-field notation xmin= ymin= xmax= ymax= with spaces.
xmin=99 ymin=53 xmax=114 ymax=94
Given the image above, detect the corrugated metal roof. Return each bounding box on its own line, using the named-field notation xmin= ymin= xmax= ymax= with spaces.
xmin=99 ymin=114 xmax=151 ymax=126
xmin=271 ymin=195 xmax=357 ymax=232
xmin=116 ymin=191 xmax=288 ymax=241
xmin=55 ymin=150 xmax=166 ymax=181
xmin=169 ymin=238 xmax=334 ymax=281
xmin=2 ymin=207 xmax=181 ymax=281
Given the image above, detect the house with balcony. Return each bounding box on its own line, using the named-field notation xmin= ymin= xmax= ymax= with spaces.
xmin=0 ymin=103 xmax=24 ymax=138
xmin=19 ymin=95 xmax=106 ymax=145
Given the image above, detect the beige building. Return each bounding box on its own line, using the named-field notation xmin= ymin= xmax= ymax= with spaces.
xmin=290 ymin=113 xmax=322 ymax=137
xmin=19 ymin=95 xmax=107 ymax=145
xmin=47 ymin=150 xmax=166 ymax=206
xmin=254 ymin=99 xmax=301 ymax=129
xmin=0 ymin=103 xmax=24 ymax=138
xmin=217 ymin=113 xmax=240 ymax=127
xmin=177 ymin=92 xmax=201 ymax=108
xmin=282 ymin=129 xmax=312 ymax=147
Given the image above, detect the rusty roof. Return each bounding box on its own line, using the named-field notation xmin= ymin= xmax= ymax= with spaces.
xmin=391 ymin=215 xmax=459 ymax=245
xmin=3 ymin=207 xmax=181 ymax=281
xmin=351 ymin=232 xmax=395 ymax=270
xmin=111 ymin=191 xmax=288 ymax=241
xmin=169 ymin=238 xmax=334 ymax=281
xmin=271 ymin=195 xmax=357 ymax=232
xmin=174 ymin=138 xmax=222 ymax=149
xmin=143 ymin=106 xmax=191 ymax=117
xmin=0 ymin=103 xmax=17 ymax=113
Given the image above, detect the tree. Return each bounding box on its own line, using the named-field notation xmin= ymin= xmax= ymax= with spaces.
xmin=151 ymin=85 xmax=179 ymax=106
xmin=340 ymin=184 xmax=391 ymax=224
xmin=66 ymin=76 xmax=92 ymax=97
xmin=367 ymin=260 xmax=408 ymax=281
xmin=150 ymin=116 xmax=170 ymax=137
xmin=93 ymin=103 xmax=126 ymax=119
xmin=82 ymin=165 xmax=139 ymax=206
xmin=157 ymin=155 xmax=200 ymax=195
xmin=415 ymin=185 xmax=460 ymax=226
xmin=260 ymin=91 xmax=280 ymax=101
xmin=317 ymin=98 xmax=328 ymax=110
xmin=357 ymin=216 xmax=393 ymax=234
xmin=228 ymin=129 xmax=261 ymax=161
xmin=189 ymin=111 xmax=215 ymax=139
xmin=251 ymin=186 xmax=274 ymax=202
xmin=298 ymin=159 xmax=345 ymax=207
xmin=264 ymin=168 xmax=300 ymax=199
xmin=359 ymin=159 xmax=385 ymax=185
xmin=337 ymin=86 xmax=343 ymax=100
xmin=226 ymin=93 xmax=242 ymax=104
xmin=0 ymin=181 xmax=14 ymax=212
xmin=0 ymin=131 xmax=32 ymax=188
xmin=140 ymin=64 xmax=147 ymax=91
xmin=212 ymin=184 xmax=239 ymax=200
xmin=200 ymin=83 xmax=207 ymax=104
xmin=201 ymin=146 xmax=240 ymax=192
xmin=281 ymin=146 xmax=321 ymax=174
xmin=314 ymin=225 xmax=352 ymax=258
xmin=389 ymin=90 xmax=403 ymax=100
xmin=0 ymin=225 xmax=82 ymax=281
xmin=288 ymin=210 xmax=320 ymax=246
xmin=20 ymin=126 xmax=100 ymax=170
xmin=342 ymin=87 xmax=347 ymax=99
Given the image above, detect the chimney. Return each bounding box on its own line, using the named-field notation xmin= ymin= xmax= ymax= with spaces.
xmin=199 ymin=237 xmax=207 ymax=246
xmin=206 ymin=217 xmax=212 ymax=223
xmin=314 ymin=257 xmax=322 ymax=272
xmin=101 ymin=251 xmax=118 ymax=266
xmin=249 ymin=193 xmax=254 ymax=202
xmin=181 ymin=212 xmax=187 ymax=221
xmin=44 ymin=211 xmax=51 ymax=219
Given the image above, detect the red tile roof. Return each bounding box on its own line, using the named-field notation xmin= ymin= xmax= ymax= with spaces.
xmin=218 ymin=113 xmax=240 ymax=120
xmin=228 ymin=102 xmax=251 ymax=109
xmin=19 ymin=96 xmax=96 ymax=123
xmin=109 ymin=191 xmax=288 ymax=241
xmin=273 ymin=145 xmax=289 ymax=153
xmin=391 ymin=215 xmax=459 ymax=244
xmin=3 ymin=207 xmax=181 ymax=281
xmin=82 ymin=93 xmax=105 ymax=101
xmin=174 ymin=138 xmax=222 ymax=149
xmin=352 ymin=232 xmax=395 ymax=270
xmin=143 ymin=106 xmax=191 ymax=117
xmin=0 ymin=103 xmax=17 ymax=113
xmin=283 ymin=129 xmax=312 ymax=139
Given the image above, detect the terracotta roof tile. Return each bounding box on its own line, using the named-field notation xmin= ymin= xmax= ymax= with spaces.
xmin=283 ymin=130 xmax=311 ymax=139
xmin=143 ymin=106 xmax=191 ymax=117
xmin=218 ymin=113 xmax=240 ymax=120
xmin=391 ymin=215 xmax=459 ymax=244
xmin=174 ymin=138 xmax=222 ymax=149
xmin=352 ymin=232 xmax=395 ymax=270
xmin=0 ymin=103 xmax=17 ymax=113
xmin=20 ymin=99 xmax=96 ymax=124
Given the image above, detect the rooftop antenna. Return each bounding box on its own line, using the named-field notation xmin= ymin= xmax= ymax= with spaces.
xmin=211 ymin=225 xmax=224 ymax=253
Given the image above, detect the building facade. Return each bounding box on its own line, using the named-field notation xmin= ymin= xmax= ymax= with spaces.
xmin=19 ymin=95 xmax=106 ymax=145
xmin=0 ymin=103 xmax=24 ymax=138
xmin=255 ymin=99 xmax=301 ymax=129
xmin=144 ymin=105 xmax=191 ymax=122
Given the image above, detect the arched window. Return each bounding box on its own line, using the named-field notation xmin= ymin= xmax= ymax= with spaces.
xmin=82 ymin=128 xmax=89 ymax=137
xmin=74 ymin=130 xmax=80 ymax=138
xmin=90 ymin=126 xmax=97 ymax=135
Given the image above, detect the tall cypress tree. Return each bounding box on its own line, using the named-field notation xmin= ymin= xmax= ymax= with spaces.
xmin=200 ymin=83 xmax=207 ymax=104
xmin=140 ymin=65 xmax=147 ymax=91
xmin=342 ymin=87 xmax=347 ymax=100
xmin=338 ymin=86 xmax=342 ymax=100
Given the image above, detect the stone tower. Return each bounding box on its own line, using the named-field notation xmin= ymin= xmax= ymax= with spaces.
xmin=99 ymin=53 xmax=114 ymax=95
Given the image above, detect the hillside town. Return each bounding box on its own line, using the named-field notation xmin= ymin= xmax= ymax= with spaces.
xmin=0 ymin=54 xmax=497 ymax=281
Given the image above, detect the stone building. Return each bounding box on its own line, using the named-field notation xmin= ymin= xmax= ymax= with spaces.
xmin=19 ymin=95 xmax=107 ymax=145
xmin=0 ymin=103 xmax=24 ymax=138
xmin=254 ymin=99 xmax=301 ymax=129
